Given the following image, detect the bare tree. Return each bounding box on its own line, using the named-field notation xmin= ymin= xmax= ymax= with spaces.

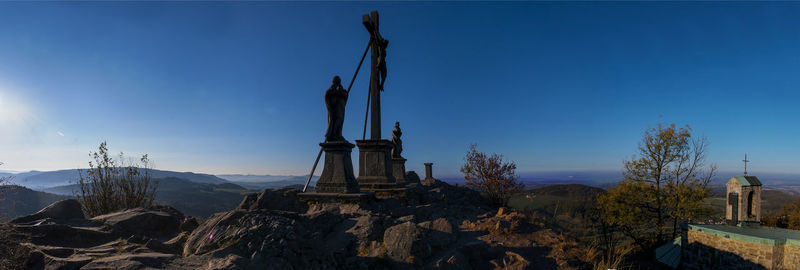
xmin=461 ymin=144 xmax=524 ymax=207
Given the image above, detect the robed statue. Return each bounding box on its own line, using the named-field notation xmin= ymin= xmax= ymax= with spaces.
xmin=324 ymin=76 xmax=348 ymax=142
xmin=392 ymin=121 xmax=403 ymax=158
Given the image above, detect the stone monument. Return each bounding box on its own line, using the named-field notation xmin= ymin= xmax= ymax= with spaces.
xmin=299 ymin=77 xmax=368 ymax=201
xmin=391 ymin=122 xmax=408 ymax=185
xmin=356 ymin=11 xmax=398 ymax=190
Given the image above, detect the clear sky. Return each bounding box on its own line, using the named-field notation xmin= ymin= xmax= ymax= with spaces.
xmin=1 ymin=1 xmax=799 ymax=176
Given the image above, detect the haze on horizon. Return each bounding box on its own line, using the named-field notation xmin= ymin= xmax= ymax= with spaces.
xmin=2 ymin=2 xmax=800 ymax=177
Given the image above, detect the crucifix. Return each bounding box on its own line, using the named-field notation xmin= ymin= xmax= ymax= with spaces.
xmin=362 ymin=11 xmax=389 ymax=140
xmin=743 ymin=154 xmax=750 ymax=176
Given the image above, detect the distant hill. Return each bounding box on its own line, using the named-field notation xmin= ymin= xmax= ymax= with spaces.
xmin=39 ymin=177 xmax=248 ymax=218
xmin=154 ymin=177 xmax=250 ymax=218
xmin=8 ymin=169 xmax=230 ymax=190
xmin=230 ymin=175 xmax=318 ymax=190
xmin=441 ymin=171 xmax=623 ymax=188
xmin=0 ymin=185 xmax=70 ymax=219
xmin=216 ymin=174 xmax=298 ymax=183
xmin=706 ymin=188 xmax=798 ymax=217
xmin=508 ymin=184 xmax=606 ymax=217
xmin=216 ymin=174 xmax=319 ymax=190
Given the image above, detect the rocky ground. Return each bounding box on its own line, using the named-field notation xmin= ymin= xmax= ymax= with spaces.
xmin=1 ymin=180 xmax=594 ymax=270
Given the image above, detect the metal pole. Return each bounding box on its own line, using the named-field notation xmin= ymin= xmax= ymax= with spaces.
xmin=362 ymin=88 xmax=371 ymax=140
xmin=303 ymin=148 xmax=324 ymax=192
xmin=348 ymin=40 xmax=371 ymax=93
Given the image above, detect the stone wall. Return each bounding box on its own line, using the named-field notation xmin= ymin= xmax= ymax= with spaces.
xmin=782 ymin=242 xmax=800 ymax=270
xmin=683 ymin=229 xmax=800 ymax=270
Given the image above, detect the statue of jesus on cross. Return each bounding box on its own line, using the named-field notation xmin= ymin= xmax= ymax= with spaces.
xmin=362 ymin=11 xmax=389 ymax=140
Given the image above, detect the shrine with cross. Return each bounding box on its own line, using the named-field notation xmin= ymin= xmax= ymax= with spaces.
xmin=725 ymin=154 xmax=762 ymax=226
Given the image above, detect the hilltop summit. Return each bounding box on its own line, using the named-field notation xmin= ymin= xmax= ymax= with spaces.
xmin=2 ymin=180 xmax=593 ymax=270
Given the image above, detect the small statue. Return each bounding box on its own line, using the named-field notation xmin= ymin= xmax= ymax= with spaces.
xmin=392 ymin=121 xmax=403 ymax=158
xmin=324 ymin=76 xmax=348 ymax=142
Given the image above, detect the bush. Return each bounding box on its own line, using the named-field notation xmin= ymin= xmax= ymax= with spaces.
xmin=75 ymin=141 xmax=158 ymax=217
xmin=460 ymin=144 xmax=523 ymax=207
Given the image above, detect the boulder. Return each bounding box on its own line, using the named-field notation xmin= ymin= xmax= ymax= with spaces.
xmin=91 ymin=207 xmax=182 ymax=240
xmin=10 ymin=199 xmax=85 ymax=224
xmin=419 ymin=218 xmax=456 ymax=249
xmin=182 ymin=209 xmax=328 ymax=269
xmin=406 ymin=171 xmax=421 ymax=183
xmin=236 ymin=188 xmax=308 ymax=213
xmin=383 ymin=221 xmax=431 ymax=265
xmin=346 ymin=215 xmax=386 ymax=252
xmin=180 ymin=217 xmax=200 ymax=232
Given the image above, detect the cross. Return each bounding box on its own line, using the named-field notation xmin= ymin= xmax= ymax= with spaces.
xmin=743 ymin=154 xmax=750 ymax=176
xmin=362 ymin=11 xmax=389 ymax=140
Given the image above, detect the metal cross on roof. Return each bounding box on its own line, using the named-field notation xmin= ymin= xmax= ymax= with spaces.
xmin=743 ymin=154 xmax=750 ymax=176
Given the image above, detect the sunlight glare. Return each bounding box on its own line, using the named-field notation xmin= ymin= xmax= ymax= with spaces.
xmin=0 ymin=88 xmax=32 ymax=127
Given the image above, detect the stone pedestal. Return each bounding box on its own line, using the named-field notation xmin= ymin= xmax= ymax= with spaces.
xmin=356 ymin=139 xmax=397 ymax=190
xmin=422 ymin=162 xmax=436 ymax=185
xmin=392 ymin=157 xmax=408 ymax=186
xmin=299 ymin=141 xmax=372 ymax=203
xmin=311 ymin=141 xmax=360 ymax=193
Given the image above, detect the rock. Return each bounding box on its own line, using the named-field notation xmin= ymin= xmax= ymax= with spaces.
xmin=429 ymin=251 xmax=471 ymax=270
xmin=10 ymin=199 xmax=85 ymax=224
xmin=489 ymin=251 xmax=530 ymax=270
xmin=91 ymin=207 xmax=182 ymax=240
xmin=346 ymin=215 xmax=385 ymax=252
xmin=406 ymin=171 xmax=421 ymax=183
xmin=182 ymin=209 xmax=328 ymax=269
xmin=22 ymin=223 xmax=114 ymax=248
xmin=383 ymin=221 xmax=431 ymax=265
xmin=419 ymin=218 xmax=456 ymax=249
xmin=496 ymin=207 xmax=507 ymax=216
xmin=181 ymin=217 xmax=200 ymax=232
xmin=81 ymin=252 xmax=176 ymax=269
xmin=24 ymin=250 xmax=92 ymax=270
xmin=236 ymin=188 xmax=308 ymax=213
xmin=236 ymin=193 xmax=258 ymax=210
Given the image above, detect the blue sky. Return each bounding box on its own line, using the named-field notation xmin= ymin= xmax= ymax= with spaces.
xmin=1 ymin=2 xmax=800 ymax=177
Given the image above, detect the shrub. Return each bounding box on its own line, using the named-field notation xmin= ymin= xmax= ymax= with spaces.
xmin=460 ymin=144 xmax=523 ymax=207
xmin=75 ymin=141 xmax=158 ymax=217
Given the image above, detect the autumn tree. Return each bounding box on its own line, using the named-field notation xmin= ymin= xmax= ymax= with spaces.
xmin=597 ymin=123 xmax=716 ymax=250
xmin=75 ymin=141 xmax=158 ymax=217
xmin=461 ymin=144 xmax=524 ymax=207
xmin=762 ymin=197 xmax=800 ymax=229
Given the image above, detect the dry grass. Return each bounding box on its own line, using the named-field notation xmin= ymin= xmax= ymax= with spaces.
xmin=0 ymin=223 xmax=30 ymax=270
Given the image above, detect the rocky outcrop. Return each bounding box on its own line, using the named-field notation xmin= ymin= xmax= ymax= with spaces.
xmin=5 ymin=182 xmax=592 ymax=270
xmin=9 ymin=204 xmax=189 ymax=269
xmin=9 ymin=199 xmax=84 ymax=224
xmin=91 ymin=206 xmax=183 ymax=239
xmin=236 ymin=187 xmax=308 ymax=213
